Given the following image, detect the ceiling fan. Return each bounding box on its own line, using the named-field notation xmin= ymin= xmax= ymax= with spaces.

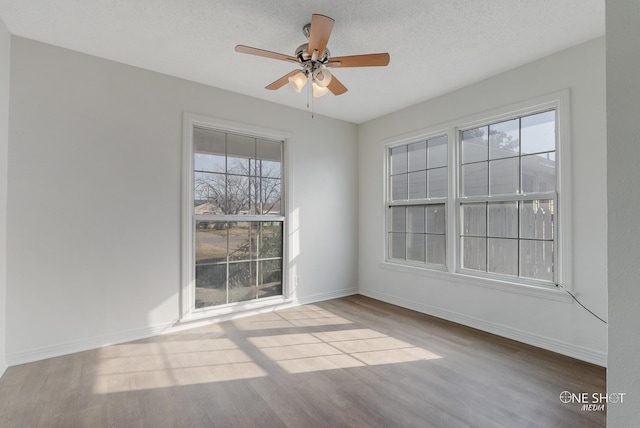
xmin=235 ymin=14 xmax=390 ymax=97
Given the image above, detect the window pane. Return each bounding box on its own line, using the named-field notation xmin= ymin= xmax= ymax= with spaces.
xmin=487 ymin=202 xmax=518 ymax=238
xmin=534 ymin=151 xmax=556 ymax=161
xmin=427 ymin=167 xmax=447 ymax=198
xmin=489 ymin=157 xmax=519 ymax=195
xmin=408 ymin=141 xmax=427 ymax=172
xmin=194 ymin=172 xmax=225 ymax=214
xmin=489 ymin=119 xmax=520 ymax=160
xmin=487 ymin=238 xmax=518 ymax=276
xmin=256 ymin=139 xmax=282 ymax=162
xmin=195 ymin=222 xmax=227 ymax=264
xmin=391 ymin=146 xmax=408 ymax=175
xmin=195 ymin=264 xmax=227 ymax=308
xmin=389 ymin=233 xmax=406 ymax=260
xmin=520 ymin=240 xmax=554 ymax=282
xmin=522 ymin=154 xmax=556 ymax=193
xmin=258 ymin=259 xmax=282 ymax=298
xmin=461 ymin=237 xmax=486 ymax=272
xmin=407 ymin=206 xmax=425 ymax=233
xmin=247 ymin=176 xmax=259 ymax=215
xmin=390 ymin=207 xmax=406 ymax=232
xmin=229 ymin=261 xmax=257 ymax=303
xmin=227 ymin=156 xmax=251 ymax=176
xmin=225 ymin=174 xmax=250 ymax=214
xmin=258 ymin=159 xmax=281 ymax=178
xmin=391 ymin=174 xmax=408 ymax=200
xmin=227 ymin=134 xmax=255 ymax=174
xmin=461 ymin=127 xmax=488 ymax=164
xmin=426 ymin=205 xmax=446 ymax=234
xmin=462 ymin=162 xmax=488 ymax=196
xmin=194 ymin=127 xmax=226 ymax=173
xmin=521 ymin=111 xmax=555 ymax=155
xmin=408 ymin=170 xmax=427 ymax=199
xmin=427 ymin=235 xmax=446 ymax=265
xmin=520 ymin=200 xmax=554 ymax=240
xmin=227 ymin=222 xmax=256 ymax=261
xmin=260 ymin=177 xmax=281 ymax=215
xmin=259 ymin=222 xmax=283 ymax=258
xmin=460 ymin=203 xmax=486 ymax=236
xmin=195 ymin=153 xmax=226 ymax=173
xmin=407 ymin=234 xmax=426 ymax=262
xmin=428 ymin=136 xmax=448 ymax=168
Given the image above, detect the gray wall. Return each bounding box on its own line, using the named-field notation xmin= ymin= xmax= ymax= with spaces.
xmin=6 ymin=37 xmax=358 ymax=364
xmin=0 ymin=16 xmax=11 ymax=376
xmin=358 ymin=38 xmax=607 ymax=365
xmin=607 ymin=0 xmax=640 ymax=424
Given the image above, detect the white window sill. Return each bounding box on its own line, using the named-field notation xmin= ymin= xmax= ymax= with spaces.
xmin=379 ymin=261 xmax=572 ymax=303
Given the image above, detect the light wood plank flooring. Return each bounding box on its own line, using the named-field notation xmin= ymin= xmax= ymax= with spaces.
xmin=0 ymin=295 xmax=605 ymax=427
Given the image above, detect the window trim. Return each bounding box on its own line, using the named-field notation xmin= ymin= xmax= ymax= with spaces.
xmin=382 ymin=90 xmax=572 ymax=297
xmin=181 ymin=113 xmax=291 ymax=321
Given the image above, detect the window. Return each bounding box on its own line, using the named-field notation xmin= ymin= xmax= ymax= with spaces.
xmin=190 ymin=126 xmax=284 ymax=310
xmin=384 ymin=93 xmax=568 ymax=291
xmin=387 ymin=135 xmax=448 ymax=267
xmin=459 ymin=110 xmax=556 ymax=284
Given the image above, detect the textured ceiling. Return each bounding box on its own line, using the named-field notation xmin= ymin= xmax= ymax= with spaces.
xmin=0 ymin=0 xmax=604 ymax=124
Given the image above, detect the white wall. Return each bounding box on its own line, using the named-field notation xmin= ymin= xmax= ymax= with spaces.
xmin=6 ymin=37 xmax=358 ymax=364
xmin=0 ymin=17 xmax=10 ymax=376
xmin=358 ymin=38 xmax=607 ymax=365
xmin=607 ymin=0 xmax=640 ymax=424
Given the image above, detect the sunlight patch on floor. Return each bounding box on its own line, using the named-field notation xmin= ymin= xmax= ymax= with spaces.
xmin=91 ymin=307 xmax=440 ymax=393
xmin=97 ymin=337 xmax=238 ymax=359
xmin=276 ymin=354 xmax=365 ymax=374
xmin=233 ymin=307 xmax=354 ymax=330
xmin=92 ymin=361 xmax=267 ymax=394
xmin=249 ymin=328 xmax=442 ymax=374
xmin=92 ymin=339 xmax=264 ymax=393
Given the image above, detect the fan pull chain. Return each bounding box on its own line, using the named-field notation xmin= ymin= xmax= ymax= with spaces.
xmin=307 ymin=74 xmax=314 ymax=118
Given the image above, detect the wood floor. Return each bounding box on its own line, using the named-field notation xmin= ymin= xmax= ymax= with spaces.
xmin=0 ymin=295 xmax=605 ymax=428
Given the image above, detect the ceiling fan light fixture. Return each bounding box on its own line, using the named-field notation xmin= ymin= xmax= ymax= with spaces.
xmin=288 ymin=70 xmax=307 ymax=93
xmin=312 ymin=67 xmax=332 ymax=87
xmin=312 ymin=81 xmax=329 ymax=97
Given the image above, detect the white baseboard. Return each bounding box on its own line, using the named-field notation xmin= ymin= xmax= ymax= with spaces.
xmin=6 ymin=287 xmax=359 ymax=367
xmin=360 ymin=288 xmax=607 ymax=367
xmin=7 ymin=322 xmax=174 ymax=366
xmin=295 ymin=287 xmax=358 ymax=305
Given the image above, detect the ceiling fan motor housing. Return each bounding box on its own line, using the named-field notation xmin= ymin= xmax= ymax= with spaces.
xmin=295 ymin=43 xmax=330 ymax=64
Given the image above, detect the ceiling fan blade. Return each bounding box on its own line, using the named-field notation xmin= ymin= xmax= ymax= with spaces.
xmin=265 ymin=70 xmax=301 ymax=90
xmin=326 ymin=53 xmax=390 ymax=68
xmin=307 ymin=14 xmax=334 ymax=58
xmin=327 ymin=75 xmax=348 ymax=95
xmin=235 ymin=45 xmax=298 ymax=63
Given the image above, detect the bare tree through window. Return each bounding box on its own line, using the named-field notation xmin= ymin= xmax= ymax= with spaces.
xmin=193 ymin=128 xmax=284 ymax=308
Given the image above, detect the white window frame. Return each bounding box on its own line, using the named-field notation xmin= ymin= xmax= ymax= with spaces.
xmin=382 ymin=91 xmax=572 ymax=300
xmin=181 ymin=113 xmax=291 ymax=321
xmin=385 ymin=131 xmax=449 ymax=269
